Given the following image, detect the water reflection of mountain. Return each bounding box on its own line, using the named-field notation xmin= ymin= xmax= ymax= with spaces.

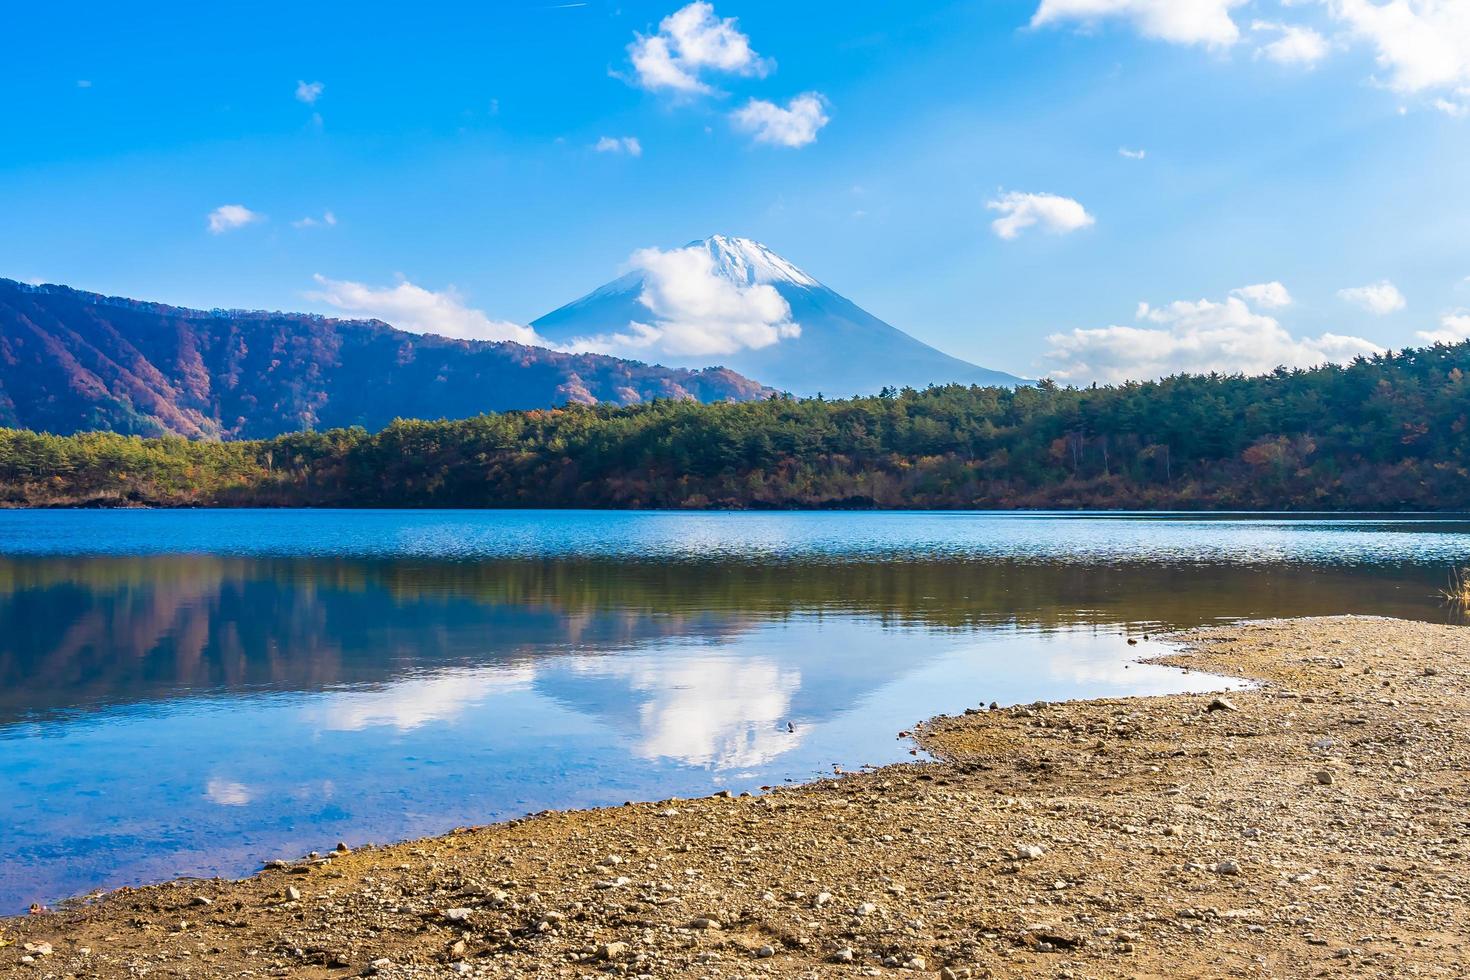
xmin=0 ymin=555 xmax=1448 ymax=727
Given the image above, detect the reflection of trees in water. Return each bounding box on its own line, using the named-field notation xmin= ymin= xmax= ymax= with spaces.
xmin=0 ymin=556 xmax=1448 ymax=724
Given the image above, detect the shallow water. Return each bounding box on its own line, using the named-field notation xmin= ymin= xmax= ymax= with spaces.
xmin=1 ymin=510 xmax=1466 ymax=911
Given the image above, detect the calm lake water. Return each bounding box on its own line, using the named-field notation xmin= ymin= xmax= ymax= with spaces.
xmin=1 ymin=510 xmax=1467 ymax=911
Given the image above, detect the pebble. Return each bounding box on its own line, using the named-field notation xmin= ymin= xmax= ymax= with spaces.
xmin=855 ymin=902 xmax=878 ymax=916
xmin=1216 ymin=859 xmax=1242 ymax=875
xmin=597 ymin=941 xmax=629 ymax=960
xmin=833 ymin=947 xmax=856 ymax=963
xmin=1316 ymin=770 xmax=1335 ymax=785
xmin=755 ymin=944 xmax=776 ymax=958
xmin=1207 ymin=697 xmax=1239 ymax=712
xmin=1015 ymin=844 xmax=1046 ymax=860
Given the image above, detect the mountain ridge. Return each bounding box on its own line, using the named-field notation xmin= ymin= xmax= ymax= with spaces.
xmin=0 ymin=277 xmax=772 ymax=440
xmin=534 ymin=235 xmax=1027 ymax=396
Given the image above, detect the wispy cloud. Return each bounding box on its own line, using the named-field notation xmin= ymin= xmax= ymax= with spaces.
xmin=1118 ymin=146 xmax=1147 ymax=159
xmin=987 ymin=191 xmax=1095 ymax=240
xmin=594 ymin=135 xmax=643 ymax=156
xmin=295 ymin=80 xmax=325 ymax=104
xmin=1045 ymin=287 xmax=1382 ymax=383
xmin=1252 ymin=20 xmax=1330 ymax=67
xmin=731 ymin=93 xmax=829 ymax=147
xmin=308 ymin=274 xmax=545 ymax=344
xmin=292 ymin=211 xmax=337 ymax=229
xmin=207 ymin=204 xmax=263 ymax=234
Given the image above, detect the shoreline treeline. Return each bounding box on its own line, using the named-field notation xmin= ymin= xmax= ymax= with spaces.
xmin=2 ymin=342 xmax=1467 ymax=510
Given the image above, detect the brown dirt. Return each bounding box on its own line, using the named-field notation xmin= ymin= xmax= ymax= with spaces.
xmin=3 ymin=615 xmax=1468 ymax=978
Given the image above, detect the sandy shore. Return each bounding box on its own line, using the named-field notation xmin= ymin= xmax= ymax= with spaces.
xmin=3 ymin=615 xmax=1469 ymax=978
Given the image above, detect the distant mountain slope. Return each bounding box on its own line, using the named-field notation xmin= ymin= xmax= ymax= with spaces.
xmin=0 ymin=278 xmax=771 ymax=439
xmin=532 ymin=236 xmax=1027 ymax=397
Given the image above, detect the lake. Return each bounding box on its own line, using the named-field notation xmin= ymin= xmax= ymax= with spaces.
xmin=1 ymin=510 xmax=1466 ymax=912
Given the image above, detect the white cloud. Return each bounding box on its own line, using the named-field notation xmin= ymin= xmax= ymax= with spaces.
xmin=1328 ymin=0 xmax=1470 ymax=97
xmin=315 ymin=667 xmax=535 ymax=732
xmin=594 ymin=135 xmax=644 ymax=156
xmin=570 ymin=654 xmax=802 ymax=769
xmin=295 ymin=80 xmax=324 ymax=104
xmin=291 ymin=210 xmax=337 ymax=229
xmin=206 ymin=204 xmax=263 ymax=234
xmin=1253 ymin=20 xmax=1331 ymax=65
xmin=308 ymin=274 xmax=545 ymax=344
xmin=1338 ymin=279 xmax=1407 ymax=314
xmin=1231 ymin=281 xmax=1294 ymax=309
xmin=730 ymin=93 xmax=829 ymax=147
xmin=564 ymin=244 xmax=800 ymax=358
xmin=204 ymin=778 xmax=253 ymax=806
xmin=1033 ymin=0 xmax=1470 ymax=112
xmin=76 ymin=79 xmax=92 ymax=89
xmin=1416 ymin=311 xmax=1470 ymax=344
xmin=987 ymin=191 xmax=1095 ymax=240
xmin=1045 ymin=291 xmax=1383 ymax=383
xmin=627 ymin=2 xmax=769 ymax=95
xmin=1118 ymin=146 xmax=1147 ymax=159
xmin=1031 ymin=0 xmax=1246 ymax=46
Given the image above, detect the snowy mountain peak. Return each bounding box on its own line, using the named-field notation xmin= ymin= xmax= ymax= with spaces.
xmin=690 ymin=235 xmax=820 ymax=288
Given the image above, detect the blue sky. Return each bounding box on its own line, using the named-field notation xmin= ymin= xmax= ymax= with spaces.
xmin=4 ymin=0 xmax=1469 ymax=382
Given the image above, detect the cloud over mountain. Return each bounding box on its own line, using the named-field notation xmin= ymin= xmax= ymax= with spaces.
xmin=532 ymin=236 xmax=1024 ymax=396
xmin=562 ymin=243 xmax=800 ymax=357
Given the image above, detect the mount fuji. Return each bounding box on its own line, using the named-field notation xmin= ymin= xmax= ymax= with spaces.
xmin=532 ymin=236 xmax=1026 ymax=397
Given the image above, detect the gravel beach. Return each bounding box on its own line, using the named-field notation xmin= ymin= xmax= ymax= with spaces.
xmin=3 ymin=615 xmax=1467 ymax=978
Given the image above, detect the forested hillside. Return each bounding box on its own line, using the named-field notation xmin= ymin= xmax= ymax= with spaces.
xmin=2 ymin=342 xmax=1467 ymax=510
xmin=0 ymin=278 xmax=770 ymax=438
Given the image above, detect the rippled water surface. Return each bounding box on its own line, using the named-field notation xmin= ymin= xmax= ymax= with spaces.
xmin=1 ymin=510 xmax=1466 ymax=910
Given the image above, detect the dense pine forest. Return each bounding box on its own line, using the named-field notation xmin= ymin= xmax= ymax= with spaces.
xmin=2 ymin=342 xmax=1468 ymax=510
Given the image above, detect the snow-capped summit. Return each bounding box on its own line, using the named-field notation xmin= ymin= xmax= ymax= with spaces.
xmin=533 ymin=236 xmax=1026 ymax=396
xmin=695 ymin=235 xmax=820 ymax=288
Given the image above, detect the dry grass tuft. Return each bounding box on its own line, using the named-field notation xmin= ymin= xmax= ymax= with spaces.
xmin=1442 ymin=566 xmax=1470 ymax=607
